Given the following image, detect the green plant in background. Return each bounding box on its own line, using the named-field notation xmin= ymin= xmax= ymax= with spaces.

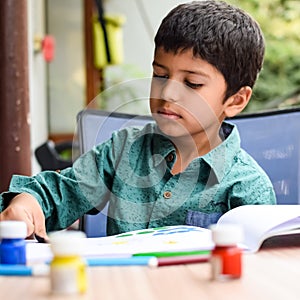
xmin=228 ymin=0 xmax=300 ymax=112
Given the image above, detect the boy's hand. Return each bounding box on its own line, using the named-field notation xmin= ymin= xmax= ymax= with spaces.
xmin=0 ymin=193 xmax=48 ymax=240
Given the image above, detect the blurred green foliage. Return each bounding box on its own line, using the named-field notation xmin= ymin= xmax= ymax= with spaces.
xmin=227 ymin=0 xmax=300 ymax=111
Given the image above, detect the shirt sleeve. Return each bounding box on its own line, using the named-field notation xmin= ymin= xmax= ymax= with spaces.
xmin=228 ymin=169 xmax=277 ymax=208
xmin=0 ymin=138 xmax=116 ymax=232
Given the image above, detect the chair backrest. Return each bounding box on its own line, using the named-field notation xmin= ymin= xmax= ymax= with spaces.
xmin=77 ymin=108 xmax=300 ymax=237
xmin=77 ymin=109 xmax=153 ymax=237
xmin=228 ymin=108 xmax=300 ymax=205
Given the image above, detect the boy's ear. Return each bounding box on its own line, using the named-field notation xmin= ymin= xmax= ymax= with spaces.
xmin=224 ymin=86 xmax=252 ymax=118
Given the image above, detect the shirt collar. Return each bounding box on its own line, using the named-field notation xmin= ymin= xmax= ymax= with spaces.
xmin=150 ymin=122 xmax=241 ymax=181
xmin=201 ymin=122 xmax=241 ymax=183
xmin=151 ymin=125 xmax=176 ymax=167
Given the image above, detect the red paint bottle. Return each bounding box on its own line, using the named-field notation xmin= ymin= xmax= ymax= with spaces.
xmin=210 ymin=224 xmax=243 ymax=280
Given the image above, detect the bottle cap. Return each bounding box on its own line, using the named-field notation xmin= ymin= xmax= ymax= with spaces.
xmin=49 ymin=231 xmax=87 ymax=256
xmin=210 ymin=224 xmax=243 ymax=246
xmin=0 ymin=221 xmax=27 ymax=239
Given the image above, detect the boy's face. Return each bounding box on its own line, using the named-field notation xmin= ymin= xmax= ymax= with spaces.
xmin=150 ymin=47 xmax=232 ymax=140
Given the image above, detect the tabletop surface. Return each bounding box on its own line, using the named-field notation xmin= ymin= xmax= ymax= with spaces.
xmin=1 ymin=243 xmax=300 ymax=300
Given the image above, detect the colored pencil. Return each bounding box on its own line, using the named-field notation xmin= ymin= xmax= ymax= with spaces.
xmin=86 ymin=256 xmax=155 ymax=266
xmin=148 ymin=255 xmax=210 ymax=267
xmin=0 ymin=264 xmax=50 ymax=276
xmin=133 ymin=249 xmax=211 ymax=258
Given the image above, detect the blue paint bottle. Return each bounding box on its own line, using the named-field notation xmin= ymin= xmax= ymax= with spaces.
xmin=0 ymin=221 xmax=27 ymax=265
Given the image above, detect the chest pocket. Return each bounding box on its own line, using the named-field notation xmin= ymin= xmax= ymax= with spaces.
xmin=185 ymin=210 xmax=223 ymax=228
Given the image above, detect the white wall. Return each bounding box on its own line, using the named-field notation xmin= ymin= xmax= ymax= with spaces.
xmin=47 ymin=0 xmax=86 ymax=134
xmin=28 ymin=0 xmax=48 ymax=174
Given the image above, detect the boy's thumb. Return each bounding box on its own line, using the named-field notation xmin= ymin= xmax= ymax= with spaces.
xmin=33 ymin=214 xmax=49 ymax=242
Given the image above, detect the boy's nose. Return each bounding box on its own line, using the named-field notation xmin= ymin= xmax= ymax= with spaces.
xmin=159 ymin=78 xmax=182 ymax=103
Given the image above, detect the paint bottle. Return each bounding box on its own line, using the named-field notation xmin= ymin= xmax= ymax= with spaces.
xmin=49 ymin=231 xmax=88 ymax=295
xmin=210 ymin=224 xmax=243 ymax=280
xmin=0 ymin=221 xmax=27 ymax=265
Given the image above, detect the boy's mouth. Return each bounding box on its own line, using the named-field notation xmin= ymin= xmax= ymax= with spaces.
xmin=157 ymin=109 xmax=182 ymax=119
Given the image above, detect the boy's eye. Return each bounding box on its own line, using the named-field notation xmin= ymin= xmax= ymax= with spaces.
xmin=153 ymin=73 xmax=168 ymax=79
xmin=185 ymin=81 xmax=203 ymax=89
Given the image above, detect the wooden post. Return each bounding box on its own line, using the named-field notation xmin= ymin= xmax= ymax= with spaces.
xmin=0 ymin=0 xmax=31 ymax=192
xmin=84 ymin=0 xmax=103 ymax=107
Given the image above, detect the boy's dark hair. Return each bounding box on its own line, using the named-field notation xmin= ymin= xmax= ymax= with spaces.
xmin=154 ymin=0 xmax=265 ymax=101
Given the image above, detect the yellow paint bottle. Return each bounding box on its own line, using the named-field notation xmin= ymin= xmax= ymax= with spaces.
xmin=49 ymin=231 xmax=87 ymax=295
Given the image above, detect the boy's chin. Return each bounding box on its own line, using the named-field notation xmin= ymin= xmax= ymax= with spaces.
xmin=157 ymin=123 xmax=192 ymax=139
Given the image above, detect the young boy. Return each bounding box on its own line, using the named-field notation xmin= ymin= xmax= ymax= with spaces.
xmin=0 ymin=0 xmax=276 ymax=239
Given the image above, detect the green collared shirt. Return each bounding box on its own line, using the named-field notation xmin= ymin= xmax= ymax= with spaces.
xmin=0 ymin=122 xmax=276 ymax=235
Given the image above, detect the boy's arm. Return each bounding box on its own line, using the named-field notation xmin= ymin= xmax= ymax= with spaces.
xmin=229 ymin=172 xmax=277 ymax=208
xmin=0 ymin=193 xmax=48 ymax=239
xmin=0 ymin=167 xmax=96 ymax=233
xmin=0 ymin=140 xmax=115 ymax=235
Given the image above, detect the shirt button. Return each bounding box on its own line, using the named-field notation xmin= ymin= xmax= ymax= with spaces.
xmin=163 ymin=191 xmax=172 ymax=199
xmin=166 ymin=154 xmax=174 ymax=162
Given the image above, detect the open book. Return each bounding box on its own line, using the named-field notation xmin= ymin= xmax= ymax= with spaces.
xmin=86 ymin=205 xmax=300 ymax=254
xmin=217 ymin=204 xmax=300 ymax=252
xmin=26 ymin=205 xmax=300 ymax=263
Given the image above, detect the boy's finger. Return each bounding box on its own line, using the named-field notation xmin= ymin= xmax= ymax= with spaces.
xmin=35 ymin=234 xmax=50 ymax=243
xmin=33 ymin=213 xmax=49 ymax=242
xmin=34 ymin=226 xmax=49 ymax=243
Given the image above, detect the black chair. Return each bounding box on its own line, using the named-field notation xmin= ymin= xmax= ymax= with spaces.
xmin=35 ymin=140 xmax=76 ymax=171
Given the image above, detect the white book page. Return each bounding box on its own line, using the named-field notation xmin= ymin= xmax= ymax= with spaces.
xmin=84 ymin=226 xmax=213 ymax=256
xmin=26 ymin=225 xmax=214 ymax=263
xmin=217 ymin=205 xmax=300 ymax=252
